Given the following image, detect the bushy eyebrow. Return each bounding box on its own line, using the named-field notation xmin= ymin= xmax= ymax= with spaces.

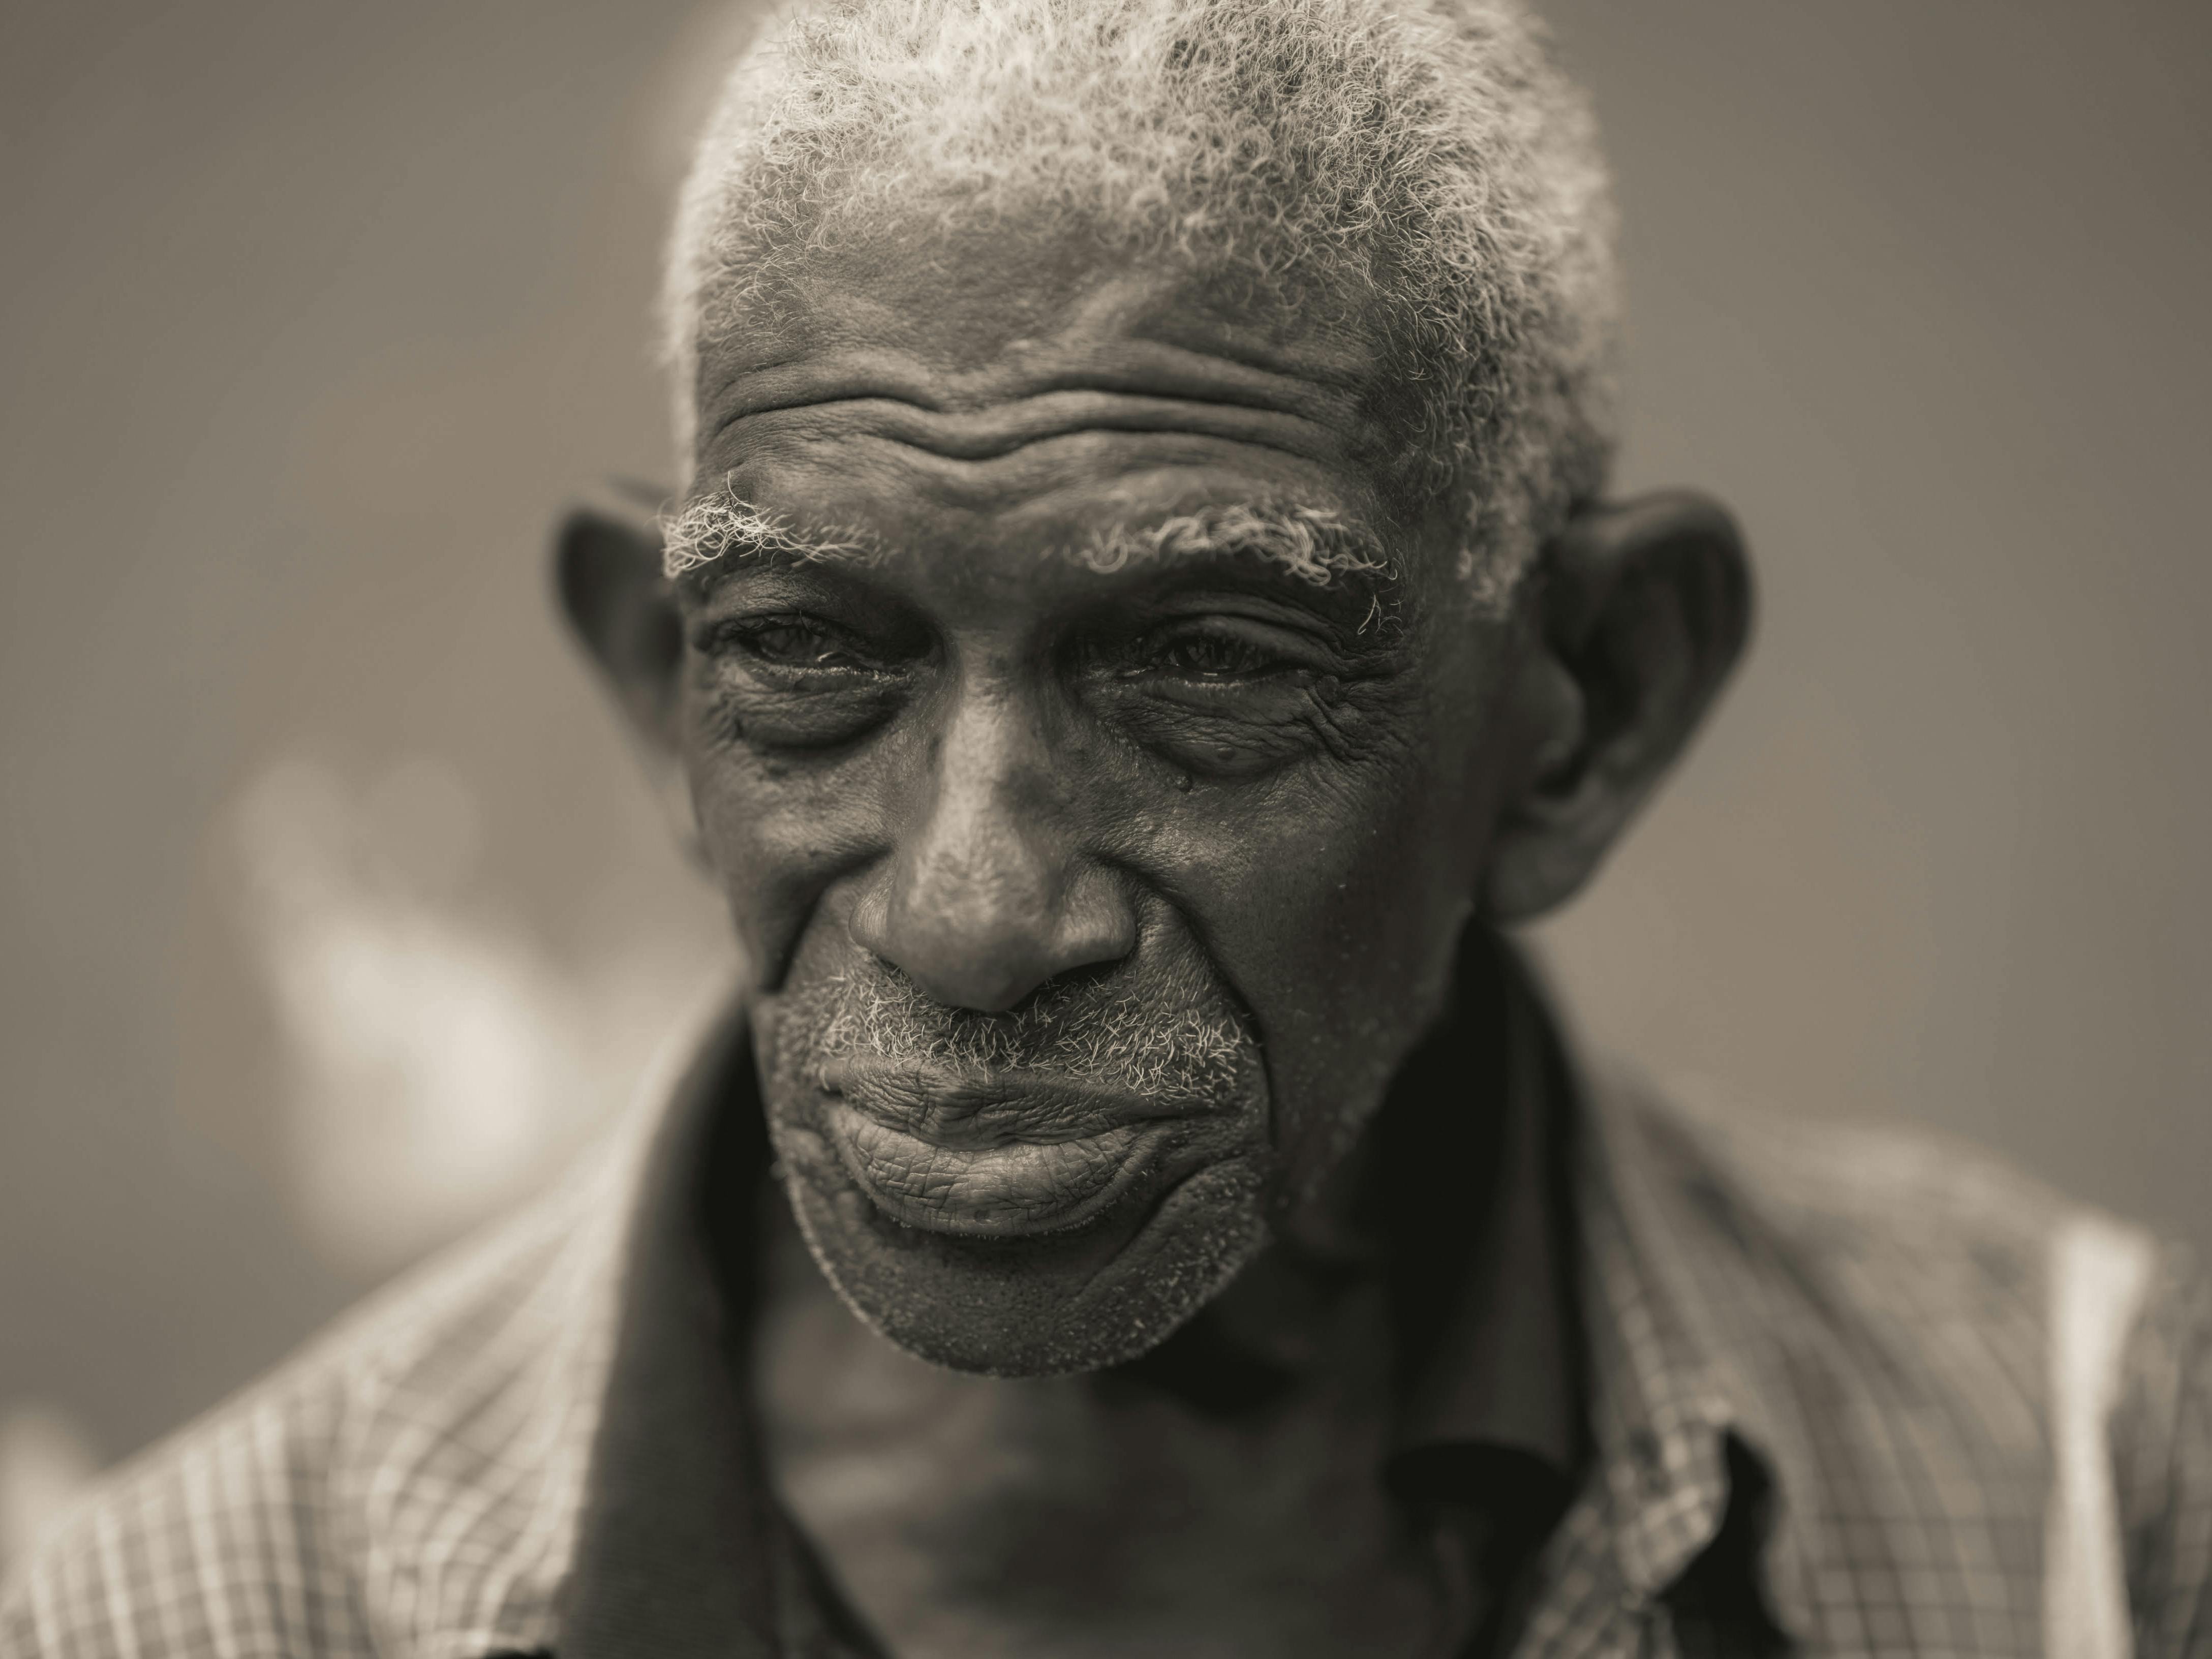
xmin=660 ymin=488 xmax=882 ymax=579
xmin=660 ymin=480 xmax=1395 ymax=591
xmin=1070 ymin=502 xmax=1391 ymax=588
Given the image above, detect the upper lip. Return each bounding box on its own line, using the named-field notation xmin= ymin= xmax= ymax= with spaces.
xmin=817 ymin=1060 xmax=1206 ymax=1149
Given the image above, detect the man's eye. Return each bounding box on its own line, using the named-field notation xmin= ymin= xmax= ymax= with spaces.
xmin=735 ymin=620 xmax=862 ymax=670
xmin=697 ymin=612 xmax=907 ymax=752
xmin=1139 ymin=630 xmax=1287 ymax=680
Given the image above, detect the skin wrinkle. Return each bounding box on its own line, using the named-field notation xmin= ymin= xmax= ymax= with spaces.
xmin=580 ymin=0 xmax=1739 ymax=1396
xmin=700 ymin=367 xmax=1345 ymax=437
xmin=543 ymin=6 xmax=1753 ymax=1646
xmin=836 ymin=1119 xmax=1157 ymax=1227
xmin=741 ymin=404 xmax=1343 ymax=468
xmin=633 ymin=199 xmax=1589 ymax=1385
xmin=696 ymin=329 xmax=1381 ymax=443
xmin=702 ymin=390 xmax=1371 ymax=485
xmin=663 ymin=0 xmax=1623 ymax=611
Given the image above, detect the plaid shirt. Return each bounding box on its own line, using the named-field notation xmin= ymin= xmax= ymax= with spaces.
xmin=5 ymin=973 xmax=2208 ymax=1657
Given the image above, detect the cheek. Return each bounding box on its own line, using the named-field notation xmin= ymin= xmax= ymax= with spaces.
xmin=1093 ymin=686 xmax=1503 ymax=1182
xmin=680 ymin=713 xmax=895 ymax=982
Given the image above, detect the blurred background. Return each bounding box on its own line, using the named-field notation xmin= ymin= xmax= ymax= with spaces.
xmin=3 ymin=0 xmax=2207 ymax=1571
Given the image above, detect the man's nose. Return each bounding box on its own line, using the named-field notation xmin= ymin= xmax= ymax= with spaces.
xmin=850 ymin=691 xmax=1134 ymax=1013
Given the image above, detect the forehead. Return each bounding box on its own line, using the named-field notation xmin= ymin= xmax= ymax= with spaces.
xmin=686 ymin=225 xmax=1417 ymax=570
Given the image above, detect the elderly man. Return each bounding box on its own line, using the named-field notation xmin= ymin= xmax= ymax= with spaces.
xmin=6 ymin=0 xmax=2207 ymax=1654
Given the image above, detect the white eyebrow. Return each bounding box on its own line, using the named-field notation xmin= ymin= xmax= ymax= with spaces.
xmin=659 ymin=487 xmax=881 ymax=579
xmin=661 ymin=482 xmax=1394 ymax=590
xmin=1071 ymin=503 xmax=1393 ymax=588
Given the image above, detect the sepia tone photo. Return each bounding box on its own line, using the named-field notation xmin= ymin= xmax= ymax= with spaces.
xmin=3 ymin=1 xmax=2207 ymax=1654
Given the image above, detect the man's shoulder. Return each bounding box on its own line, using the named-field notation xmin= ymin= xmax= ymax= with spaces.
xmin=0 ymin=1142 xmax=632 ymax=1659
xmin=1591 ymin=1072 xmax=2212 ymax=1650
xmin=1586 ymin=1066 xmax=2190 ymax=1443
xmin=1601 ymin=1070 xmax=2203 ymax=1371
xmin=1605 ymin=1070 xmax=2092 ymax=1284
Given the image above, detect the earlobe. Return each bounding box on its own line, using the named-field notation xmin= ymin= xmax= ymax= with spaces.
xmin=1481 ymin=489 xmax=1752 ymax=924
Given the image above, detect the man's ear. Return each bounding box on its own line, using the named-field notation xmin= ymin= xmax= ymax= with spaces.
xmin=1482 ymin=489 xmax=1752 ymax=924
xmin=552 ymin=493 xmax=700 ymax=857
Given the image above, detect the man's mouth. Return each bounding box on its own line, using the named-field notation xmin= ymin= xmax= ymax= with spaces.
xmin=813 ymin=1061 xmax=1211 ymax=1238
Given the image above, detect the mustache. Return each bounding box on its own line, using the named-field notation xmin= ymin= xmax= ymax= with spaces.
xmin=778 ymin=961 xmax=1250 ymax=1107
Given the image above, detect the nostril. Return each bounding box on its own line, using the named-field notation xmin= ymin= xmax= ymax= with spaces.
xmin=1001 ymin=958 xmax=1120 ymax=1018
xmin=1047 ymin=957 xmax=1121 ymax=994
xmin=885 ymin=940 xmax=1061 ymax=1018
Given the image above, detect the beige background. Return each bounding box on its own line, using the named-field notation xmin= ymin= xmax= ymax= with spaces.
xmin=3 ymin=0 xmax=2207 ymax=1549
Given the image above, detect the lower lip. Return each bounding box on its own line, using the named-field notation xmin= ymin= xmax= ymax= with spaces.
xmin=818 ymin=1098 xmax=1172 ymax=1239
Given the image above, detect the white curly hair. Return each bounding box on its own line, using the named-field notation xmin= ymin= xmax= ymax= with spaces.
xmin=662 ymin=0 xmax=1621 ymax=608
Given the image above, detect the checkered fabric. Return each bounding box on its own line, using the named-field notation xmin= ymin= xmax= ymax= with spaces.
xmin=4 ymin=1023 xmax=2207 ymax=1656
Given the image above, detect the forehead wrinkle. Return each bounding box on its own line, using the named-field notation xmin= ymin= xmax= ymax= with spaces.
xmin=720 ymin=405 xmax=1360 ymax=481
xmin=711 ymin=389 xmax=1348 ymax=457
xmin=696 ymin=414 xmax=1394 ymax=544
xmin=702 ymin=326 xmax=1376 ymax=432
xmin=701 ymin=345 xmax=1383 ymax=460
xmin=696 ymin=263 xmax=1384 ymax=454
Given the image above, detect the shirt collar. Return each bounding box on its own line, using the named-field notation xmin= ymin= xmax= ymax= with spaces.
xmin=1376 ymin=927 xmax=1585 ymax=1501
xmin=1562 ymin=1061 xmax=1811 ymax=1645
xmin=549 ymin=1004 xmax=785 ymax=1657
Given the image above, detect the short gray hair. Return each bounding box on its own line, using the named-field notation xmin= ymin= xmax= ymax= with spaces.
xmin=664 ymin=0 xmax=1621 ymax=609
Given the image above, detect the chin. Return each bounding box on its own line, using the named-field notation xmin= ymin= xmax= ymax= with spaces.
xmin=775 ymin=1147 xmax=1270 ymax=1376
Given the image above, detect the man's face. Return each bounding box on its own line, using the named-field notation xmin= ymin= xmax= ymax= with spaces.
xmin=670 ymin=228 xmax=1541 ymax=1374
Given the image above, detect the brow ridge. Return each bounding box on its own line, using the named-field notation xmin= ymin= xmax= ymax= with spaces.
xmin=660 ymin=483 xmax=1395 ymax=592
